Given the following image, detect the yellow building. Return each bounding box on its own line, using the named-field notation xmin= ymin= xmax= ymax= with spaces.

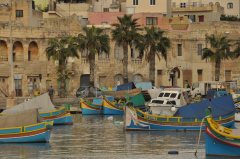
xmin=172 ymin=0 xmax=240 ymax=17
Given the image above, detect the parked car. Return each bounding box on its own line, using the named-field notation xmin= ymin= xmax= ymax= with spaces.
xmin=76 ymin=86 xmax=102 ymax=97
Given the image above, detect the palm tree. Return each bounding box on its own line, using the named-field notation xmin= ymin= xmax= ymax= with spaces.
xmin=111 ymin=14 xmax=142 ymax=84
xmin=233 ymin=41 xmax=240 ymax=58
xmin=78 ymin=26 xmax=110 ymax=97
xmin=136 ymin=26 xmax=170 ymax=86
xmin=45 ymin=36 xmax=79 ymax=98
xmin=202 ymin=34 xmax=232 ymax=81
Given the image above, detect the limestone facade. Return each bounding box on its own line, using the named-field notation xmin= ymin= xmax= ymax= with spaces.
xmin=0 ymin=1 xmax=239 ymax=98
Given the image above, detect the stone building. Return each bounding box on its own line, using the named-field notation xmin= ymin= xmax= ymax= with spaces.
xmin=0 ymin=0 xmax=239 ymax=98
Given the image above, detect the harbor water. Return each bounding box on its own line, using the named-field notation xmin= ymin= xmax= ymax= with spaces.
xmin=0 ymin=114 xmax=237 ymax=159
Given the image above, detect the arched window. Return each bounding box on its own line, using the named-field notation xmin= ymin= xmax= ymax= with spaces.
xmin=209 ymin=2 xmax=213 ymax=5
xmin=215 ymin=2 xmax=220 ymax=6
xmin=227 ymin=3 xmax=233 ymax=8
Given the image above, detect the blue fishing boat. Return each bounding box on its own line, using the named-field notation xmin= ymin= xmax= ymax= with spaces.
xmin=103 ymin=93 xmax=146 ymax=115
xmin=205 ymin=109 xmax=240 ymax=156
xmin=2 ymin=93 xmax=73 ymax=125
xmin=125 ymin=95 xmax=235 ymax=131
xmin=81 ymin=96 xmax=114 ymax=114
xmin=0 ymin=109 xmax=53 ymax=143
xmin=101 ymin=82 xmax=142 ymax=99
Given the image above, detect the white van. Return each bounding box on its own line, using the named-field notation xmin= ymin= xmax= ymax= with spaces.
xmin=191 ymin=81 xmax=228 ymax=97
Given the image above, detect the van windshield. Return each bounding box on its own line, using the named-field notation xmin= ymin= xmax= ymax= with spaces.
xmin=192 ymin=83 xmax=199 ymax=90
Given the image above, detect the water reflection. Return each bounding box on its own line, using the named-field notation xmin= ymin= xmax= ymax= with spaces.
xmin=0 ymin=143 xmax=50 ymax=158
xmin=0 ymin=114 xmax=207 ymax=159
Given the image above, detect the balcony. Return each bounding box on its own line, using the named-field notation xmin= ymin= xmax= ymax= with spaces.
xmin=172 ymin=4 xmax=224 ymax=13
xmin=131 ymin=59 xmax=142 ymax=64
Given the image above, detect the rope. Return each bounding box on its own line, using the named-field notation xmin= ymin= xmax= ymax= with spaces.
xmin=195 ymin=115 xmax=211 ymax=156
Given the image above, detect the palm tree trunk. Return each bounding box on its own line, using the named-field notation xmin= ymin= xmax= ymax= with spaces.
xmin=149 ymin=46 xmax=155 ymax=86
xmin=215 ymin=58 xmax=221 ymax=81
xmin=60 ymin=62 xmax=65 ymax=98
xmin=89 ymin=53 xmax=95 ymax=97
xmin=123 ymin=41 xmax=128 ymax=84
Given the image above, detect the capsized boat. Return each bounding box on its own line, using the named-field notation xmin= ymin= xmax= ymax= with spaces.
xmin=102 ymin=92 xmax=146 ymax=115
xmin=0 ymin=109 xmax=53 ymax=143
xmin=125 ymin=95 xmax=235 ymax=131
xmin=205 ymin=109 xmax=240 ymax=156
xmin=2 ymin=93 xmax=73 ymax=125
xmin=81 ymin=96 xmax=114 ymax=115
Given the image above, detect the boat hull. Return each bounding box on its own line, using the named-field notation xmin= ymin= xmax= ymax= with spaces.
xmin=103 ymin=98 xmax=124 ymax=115
xmin=0 ymin=122 xmax=53 ymax=143
xmin=126 ymin=118 xmax=235 ymax=131
xmin=40 ymin=107 xmax=73 ymax=125
xmin=81 ymin=101 xmax=103 ymax=115
xmin=125 ymin=106 xmax=235 ymax=131
xmin=104 ymin=88 xmax=142 ymax=99
xmin=205 ymin=128 xmax=240 ymax=157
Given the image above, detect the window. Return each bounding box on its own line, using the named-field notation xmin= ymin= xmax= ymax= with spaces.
xmin=170 ymin=93 xmax=177 ymax=98
xmin=146 ymin=17 xmax=158 ymax=25
xmin=198 ymin=44 xmax=202 ymax=56
xmin=177 ymin=44 xmax=182 ymax=56
xmin=150 ymin=0 xmax=155 ymax=5
xmin=166 ymin=101 xmax=176 ymax=105
xmin=157 ymin=70 xmax=162 ymax=75
xmin=188 ymin=15 xmax=195 ymax=22
xmin=13 ymin=53 xmax=15 ymax=62
xmin=16 ymin=10 xmax=23 ymax=17
xmin=227 ymin=3 xmax=233 ymax=8
xmin=180 ymin=3 xmax=186 ymax=8
xmin=133 ymin=0 xmax=138 ymax=5
xmin=158 ymin=93 xmax=164 ymax=97
xmin=197 ymin=70 xmax=203 ymax=81
xmin=209 ymin=2 xmax=213 ymax=5
xmin=81 ymin=50 xmax=87 ymax=58
xmin=198 ymin=15 xmax=204 ymax=22
xmin=131 ymin=48 xmax=134 ymax=58
xmin=172 ymin=2 xmax=176 ymax=7
xmin=103 ymin=8 xmax=109 ymax=12
xmin=152 ymin=100 xmax=164 ymax=104
xmin=193 ymin=2 xmax=197 ymax=7
xmin=215 ymin=2 xmax=220 ymax=6
xmin=28 ymin=51 xmax=31 ymax=61
xmin=164 ymin=93 xmax=170 ymax=97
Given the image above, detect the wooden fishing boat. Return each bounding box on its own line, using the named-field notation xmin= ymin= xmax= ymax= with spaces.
xmin=0 ymin=109 xmax=53 ymax=143
xmin=80 ymin=96 xmax=114 ymax=115
xmin=2 ymin=93 xmax=73 ymax=125
xmin=102 ymin=93 xmax=146 ymax=115
xmin=103 ymin=88 xmax=142 ymax=99
xmin=81 ymin=101 xmax=103 ymax=114
xmin=205 ymin=110 xmax=240 ymax=156
xmin=125 ymin=95 xmax=235 ymax=131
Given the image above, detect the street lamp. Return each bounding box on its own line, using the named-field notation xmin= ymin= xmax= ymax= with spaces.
xmin=0 ymin=12 xmax=14 ymax=98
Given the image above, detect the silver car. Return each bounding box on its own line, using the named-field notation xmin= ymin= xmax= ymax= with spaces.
xmin=76 ymin=86 xmax=102 ymax=97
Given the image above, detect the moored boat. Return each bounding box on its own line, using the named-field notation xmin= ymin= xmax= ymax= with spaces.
xmin=0 ymin=109 xmax=53 ymax=143
xmin=125 ymin=95 xmax=235 ymax=131
xmin=102 ymin=82 xmax=142 ymax=99
xmin=205 ymin=109 xmax=240 ymax=156
xmin=102 ymin=93 xmax=146 ymax=115
xmin=80 ymin=96 xmax=114 ymax=115
xmin=2 ymin=93 xmax=73 ymax=125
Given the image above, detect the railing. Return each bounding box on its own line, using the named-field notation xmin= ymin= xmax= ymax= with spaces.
xmin=115 ymin=59 xmax=123 ymax=64
xmin=81 ymin=59 xmax=89 ymax=64
xmin=131 ymin=59 xmax=142 ymax=64
xmin=98 ymin=58 xmax=110 ymax=63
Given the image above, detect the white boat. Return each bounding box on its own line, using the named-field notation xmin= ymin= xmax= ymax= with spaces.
xmin=147 ymin=89 xmax=187 ymax=115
